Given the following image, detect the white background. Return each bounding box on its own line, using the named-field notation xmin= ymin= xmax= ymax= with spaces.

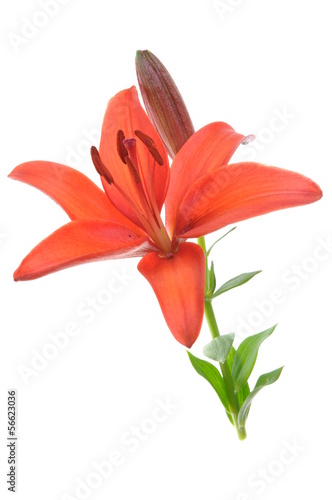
xmin=1 ymin=0 xmax=331 ymax=499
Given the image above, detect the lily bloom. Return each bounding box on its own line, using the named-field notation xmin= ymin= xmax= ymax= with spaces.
xmin=9 ymin=86 xmax=322 ymax=347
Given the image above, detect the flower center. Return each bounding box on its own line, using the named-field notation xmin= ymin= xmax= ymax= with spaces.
xmin=91 ymin=132 xmax=173 ymax=255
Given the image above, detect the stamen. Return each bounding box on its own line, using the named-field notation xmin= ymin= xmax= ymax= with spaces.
xmin=134 ymin=130 xmax=164 ymax=166
xmin=116 ymin=130 xmax=128 ymax=163
xmin=124 ymin=156 xmax=141 ymax=184
xmin=90 ymin=146 xmax=114 ymax=184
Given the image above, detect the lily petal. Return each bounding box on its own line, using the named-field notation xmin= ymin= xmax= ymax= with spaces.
xmin=9 ymin=161 xmax=122 ymax=221
xmin=14 ymin=220 xmax=151 ymax=281
xmin=174 ymin=162 xmax=323 ymax=238
xmin=165 ymin=122 xmax=252 ymax=236
xmin=99 ymin=86 xmax=170 ymax=223
xmin=138 ymin=242 xmax=205 ymax=347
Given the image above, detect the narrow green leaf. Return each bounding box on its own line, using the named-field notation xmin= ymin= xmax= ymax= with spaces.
xmin=211 ymin=271 xmax=262 ymax=299
xmin=187 ymin=351 xmax=230 ymax=411
xmin=226 ymin=345 xmax=236 ymax=369
xmin=207 ymin=261 xmax=216 ymax=295
xmin=231 ymin=325 xmax=277 ymax=391
xmin=237 ymin=381 xmax=251 ymax=408
xmin=226 ymin=411 xmax=234 ymax=425
xmin=238 ymin=367 xmax=284 ymax=428
xmin=206 ymin=227 xmax=237 ymax=257
xmin=203 ymin=334 xmax=235 ymax=364
xmin=224 ymin=346 xmax=250 ymax=409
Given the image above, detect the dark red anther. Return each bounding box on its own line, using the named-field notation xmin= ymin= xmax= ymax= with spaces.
xmin=134 ymin=130 xmax=164 ymax=166
xmin=90 ymin=146 xmax=114 ymax=184
xmin=116 ymin=130 xmax=128 ymax=164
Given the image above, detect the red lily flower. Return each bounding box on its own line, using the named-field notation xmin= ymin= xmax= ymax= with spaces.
xmin=9 ymin=86 xmax=322 ymax=347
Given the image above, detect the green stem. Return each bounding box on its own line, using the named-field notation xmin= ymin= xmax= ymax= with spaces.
xmin=197 ymin=236 xmax=247 ymax=440
xmin=197 ymin=236 xmax=207 ymax=253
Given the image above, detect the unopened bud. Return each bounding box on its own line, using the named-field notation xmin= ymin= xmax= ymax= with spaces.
xmin=136 ymin=50 xmax=195 ymax=158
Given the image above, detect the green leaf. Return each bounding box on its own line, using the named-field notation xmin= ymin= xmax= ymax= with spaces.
xmin=226 ymin=411 xmax=234 ymax=425
xmin=237 ymin=367 xmax=284 ymax=428
xmin=187 ymin=351 xmax=230 ymax=412
xmin=203 ymin=334 xmax=235 ymax=364
xmin=207 ymin=261 xmax=216 ymax=295
xmin=237 ymin=381 xmax=250 ymax=408
xmin=224 ymin=346 xmax=250 ymax=409
xmin=206 ymin=227 xmax=237 ymax=257
xmin=211 ymin=271 xmax=261 ymax=299
xmin=231 ymin=325 xmax=277 ymax=391
xmin=226 ymin=345 xmax=236 ymax=369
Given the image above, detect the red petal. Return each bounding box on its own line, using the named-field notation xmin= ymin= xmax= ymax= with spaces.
xmin=173 ymin=162 xmax=323 ymax=238
xmin=9 ymin=161 xmax=121 ymax=221
xmin=99 ymin=86 xmax=170 ymax=223
xmin=137 ymin=242 xmax=205 ymax=347
xmin=166 ymin=122 xmax=252 ymax=236
xmin=14 ymin=220 xmax=151 ymax=281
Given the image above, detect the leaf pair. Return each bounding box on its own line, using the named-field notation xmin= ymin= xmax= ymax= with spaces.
xmin=188 ymin=325 xmax=283 ymax=434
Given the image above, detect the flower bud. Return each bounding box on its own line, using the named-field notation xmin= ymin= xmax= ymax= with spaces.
xmin=136 ymin=50 xmax=195 ymax=158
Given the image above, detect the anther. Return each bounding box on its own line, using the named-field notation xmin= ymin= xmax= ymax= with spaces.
xmin=90 ymin=146 xmax=114 ymax=184
xmin=116 ymin=130 xmax=128 ymax=163
xmin=134 ymin=130 xmax=164 ymax=166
